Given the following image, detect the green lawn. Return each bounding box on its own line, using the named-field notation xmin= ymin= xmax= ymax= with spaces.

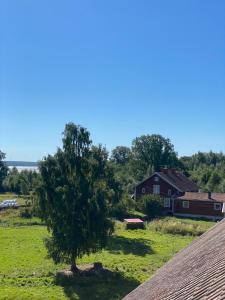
xmin=0 ymin=209 xmax=215 ymax=300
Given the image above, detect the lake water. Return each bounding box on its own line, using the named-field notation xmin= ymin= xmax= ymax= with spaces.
xmin=8 ymin=166 xmax=39 ymax=172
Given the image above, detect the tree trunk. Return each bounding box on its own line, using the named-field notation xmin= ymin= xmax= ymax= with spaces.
xmin=70 ymin=256 xmax=79 ymax=273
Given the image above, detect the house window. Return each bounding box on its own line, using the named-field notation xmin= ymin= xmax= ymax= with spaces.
xmin=214 ymin=203 xmax=222 ymax=211
xmin=142 ymin=187 xmax=146 ymax=194
xmin=154 ymin=176 xmax=159 ymax=182
xmin=153 ymin=185 xmax=160 ymax=195
xmin=182 ymin=201 xmax=189 ymax=208
xmin=164 ymin=198 xmax=170 ymax=208
xmin=168 ymin=189 xmax=172 ymax=196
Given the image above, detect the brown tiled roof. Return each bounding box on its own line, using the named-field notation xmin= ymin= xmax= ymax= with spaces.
xmin=123 ymin=219 xmax=225 ymax=300
xmin=136 ymin=170 xmax=198 ymax=193
xmin=177 ymin=192 xmax=225 ymax=202
xmin=156 ymin=171 xmax=199 ymax=192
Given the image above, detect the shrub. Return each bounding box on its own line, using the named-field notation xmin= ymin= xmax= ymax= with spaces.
xmin=110 ymin=194 xmax=135 ymax=220
xmin=138 ymin=195 xmax=163 ymax=219
xmin=20 ymin=207 xmax=33 ymax=219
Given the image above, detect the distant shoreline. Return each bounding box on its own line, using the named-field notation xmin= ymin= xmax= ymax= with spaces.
xmin=4 ymin=161 xmax=38 ymax=167
xmin=4 ymin=161 xmax=39 ymax=172
xmin=8 ymin=166 xmax=39 ymax=172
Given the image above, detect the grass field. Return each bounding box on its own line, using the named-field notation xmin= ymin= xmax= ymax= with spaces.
xmin=0 ymin=206 xmax=215 ymax=300
xmin=0 ymin=193 xmax=28 ymax=206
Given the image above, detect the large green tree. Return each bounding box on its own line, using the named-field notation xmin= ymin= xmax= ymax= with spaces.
xmin=37 ymin=123 xmax=121 ymax=272
xmin=0 ymin=150 xmax=8 ymax=191
xmin=131 ymin=134 xmax=180 ymax=180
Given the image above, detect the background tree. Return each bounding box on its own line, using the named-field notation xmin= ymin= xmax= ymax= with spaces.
xmin=110 ymin=146 xmax=131 ymax=165
xmin=36 ymin=123 xmax=121 ymax=272
xmin=109 ymin=146 xmax=136 ymax=194
xmin=180 ymin=151 xmax=225 ymax=192
xmin=0 ymin=150 xmax=8 ymax=191
xmin=131 ymin=134 xmax=180 ymax=181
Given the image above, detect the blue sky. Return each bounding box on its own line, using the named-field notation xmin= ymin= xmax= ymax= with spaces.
xmin=1 ymin=0 xmax=225 ymax=161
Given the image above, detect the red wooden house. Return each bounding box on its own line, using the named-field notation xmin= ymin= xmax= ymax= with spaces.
xmin=135 ymin=168 xmax=198 ymax=214
xmin=174 ymin=192 xmax=225 ymax=220
xmin=135 ymin=168 xmax=225 ymax=220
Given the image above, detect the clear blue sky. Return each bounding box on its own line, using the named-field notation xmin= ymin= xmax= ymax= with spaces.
xmin=1 ymin=0 xmax=225 ymax=161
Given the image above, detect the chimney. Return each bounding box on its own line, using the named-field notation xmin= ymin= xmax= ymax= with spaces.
xmin=160 ymin=168 xmax=177 ymax=174
xmin=208 ymin=192 xmax=211 ymax=199
xmin=160 ymin=168 xmax=168 ymax=174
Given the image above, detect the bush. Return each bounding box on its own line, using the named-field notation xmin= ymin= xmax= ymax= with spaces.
xmin=138 ymin=195 xmax=163 ymax=219
xmin=20 ymin=207 xmax=33 ymax=219
xmin=110 ymin=194 xmax=136 ymax=220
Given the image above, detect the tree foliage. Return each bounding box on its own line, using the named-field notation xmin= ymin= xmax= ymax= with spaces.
xmin=131 ymin=135 xmax=180 ymax=180
xmin=110 ymin=146 xmax=131 ymax=165
xmin=180 ymin=151 xmax=225 ymax=192
xmin=0 ymin=150 xmax=8 ymax=191
xmin=36 ymin=123 xmax=121 ymax=271
xmin=3 ymin=168 xmax=40 ymax=195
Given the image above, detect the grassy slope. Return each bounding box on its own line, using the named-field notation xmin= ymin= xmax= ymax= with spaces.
xmin=0 ymin=193 xmax=27 ymax=206
xmin=0 ymin=209 xmax=215 ymax=300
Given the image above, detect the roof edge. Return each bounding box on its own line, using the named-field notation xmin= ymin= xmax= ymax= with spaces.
xmin=135 ymin=172 xmax=183 ymax=193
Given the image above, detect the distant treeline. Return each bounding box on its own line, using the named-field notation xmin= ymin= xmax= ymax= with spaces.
xmin=1 ymin=134 xmax=225 ymax=195
xmin=2 ymin=168 xmax=41 ymax=195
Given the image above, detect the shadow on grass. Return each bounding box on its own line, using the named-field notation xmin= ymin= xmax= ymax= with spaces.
xmin=106 ymin=235 xmax=154 ymax=256
xmin=55 ymin=270 xmax=140 ymax=300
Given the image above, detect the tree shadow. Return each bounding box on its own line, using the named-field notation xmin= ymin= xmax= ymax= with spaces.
xmin=106 ymin=235 xmax=154 ymax=256
xmin=55 ymin=269 xmax=140 ymax=300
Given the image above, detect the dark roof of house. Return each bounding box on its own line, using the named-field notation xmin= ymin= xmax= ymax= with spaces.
xmin=136 ymin=169 xmax=198 ymax=193
xmin=177 ymin=192 xmax=225 ymax=203
xmin=123 ymin=219 xmax=225 ymax=300
xmin=156 ymin=171 xmax=198 ymax=192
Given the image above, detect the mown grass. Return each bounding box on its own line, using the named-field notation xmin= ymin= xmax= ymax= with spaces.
xmin=0 ymin=209 xmax=216 ymax=300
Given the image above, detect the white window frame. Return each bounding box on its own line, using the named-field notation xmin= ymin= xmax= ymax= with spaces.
xmin=164 ymin=198 xmax=171 ymax=208
xmin=168 ymin=189 xmax=172 ymax=196
xmin=222 ymin=203 xmax=225 ymax=213
xmin=154 ymin=176 xmax=159 ymax=182
xmin=214 ymin=203 xmax=222 ymax=211
xmin=153 ymin=185 xmax=160 ymax=195
xmin=182 ymin=201 xmax=189 ymax=209
xmin=141 ymin=187 xmax=146 ymax=194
